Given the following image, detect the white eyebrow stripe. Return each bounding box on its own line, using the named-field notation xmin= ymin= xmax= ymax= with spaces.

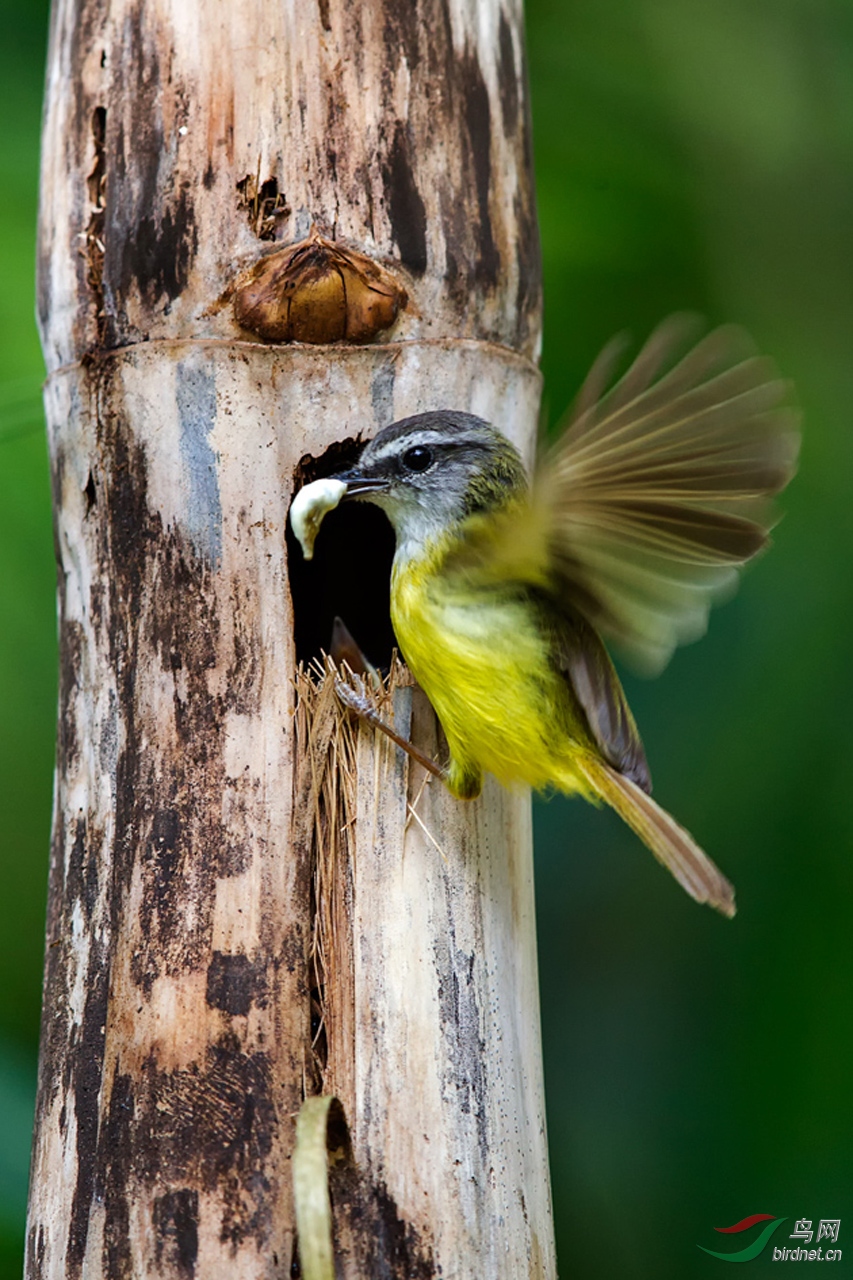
xmin=366 ymin=429 xmax=480 ymax=462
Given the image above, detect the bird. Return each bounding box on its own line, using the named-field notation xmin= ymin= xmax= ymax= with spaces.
xmin=293 ymin=316 xmax=799 ymax=917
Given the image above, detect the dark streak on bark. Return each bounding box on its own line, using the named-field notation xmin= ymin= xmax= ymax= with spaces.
xmin=124 ymin=188 xmax=197 ymax=310
xmin=416 ymin=8 xmax=507 ymax=306
xmin=58 ymin=619 xmax=84 ymax=776
xmin=329 ymin=1166 xmax=437 ymax=1280
xmin=100 ymin=1072 xmax=134 ymax=1279
xmin=226 ymin=579 xmax=262 ymax=711
xmin=382 ymin=122 xmax=428 ymax=275
xmin=104 ymin=7 xmax=197 ymax=339
xmin=513 ymin=43 xmax=542 ymax=346
xmin=206 ymin=951 xmax=268 ymax=1017
xmin=433 ymin=909 xmax=488 ymax=1164
xmin=37 ymin=0 xmax=108 ymax=348
xmin=68 ymin=0 xmax=110 ymax=175
xmin=66 ymin=956 xmax=110 ymax=1279
xmin=153 ymin=1190 xmax=199 ymax=1280
xmin=91 ymin=1042 xmax=277 ymax=1265
xmin=460 ymin=49 xmax=499 ymax=289
xmin=382 ymin=0 xmax=421 ymax=73
xmin=66 ymin=814 xmax=100 ymax=925
xmin=153 ymin=1040 xmax=274 ymax=1228
xmin=514 ymin=183 xmax=542 ymax=350
xmin=497 ymin=11 xmax=519 ymax=138
xmin=25 ymin=1221 xmax=45 ymax=1280
xmin=32 ymin=815 xmax=76 ymax=1128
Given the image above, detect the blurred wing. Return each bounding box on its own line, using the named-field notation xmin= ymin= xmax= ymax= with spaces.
xmin=534 ymin=315 xmax=800 ymax=673
xmin=532 ymin=592 xmax=652 ymax=792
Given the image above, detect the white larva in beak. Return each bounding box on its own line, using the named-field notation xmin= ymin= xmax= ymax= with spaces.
xmin=289 ymin=477 xmax=347 ymax=560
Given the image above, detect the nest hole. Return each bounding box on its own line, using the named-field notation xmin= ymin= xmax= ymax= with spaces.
xmin=288 ymin=438 xmax=397 ymax=671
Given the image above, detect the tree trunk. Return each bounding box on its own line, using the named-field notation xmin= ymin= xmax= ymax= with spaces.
xmin=27 ymin=1 xmax=552 ymax=1277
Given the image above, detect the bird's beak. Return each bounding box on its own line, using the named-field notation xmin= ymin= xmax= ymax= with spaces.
xmin=331 ymin=470 xmax=390 ymax=498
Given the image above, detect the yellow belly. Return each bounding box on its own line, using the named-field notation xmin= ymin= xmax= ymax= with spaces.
xmin=391 ymin=555 xmax=595 ymax=797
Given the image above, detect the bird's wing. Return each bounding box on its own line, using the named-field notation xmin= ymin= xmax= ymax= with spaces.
xmin=532 ymin=315 xmax=800 ymax=673
xmin=531 ymin=592 xmax=652 ymax=792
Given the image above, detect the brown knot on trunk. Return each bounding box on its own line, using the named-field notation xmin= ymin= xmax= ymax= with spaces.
xmin=232 ymin=229 xmax=408 ymax=344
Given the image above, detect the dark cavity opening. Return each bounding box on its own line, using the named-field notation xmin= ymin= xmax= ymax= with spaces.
xmin=235 ymin=171 xmax=290 ymax=240
xmin=287 ymin=438 xmax=397 ymax=671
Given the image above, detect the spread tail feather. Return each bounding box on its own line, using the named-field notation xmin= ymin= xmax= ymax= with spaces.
xmin=576 ymin=756 xmax=736 ymax=918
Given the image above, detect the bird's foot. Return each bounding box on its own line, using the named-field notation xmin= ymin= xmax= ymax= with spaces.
xmin=333 ymin=677 xmax=448 ymax=784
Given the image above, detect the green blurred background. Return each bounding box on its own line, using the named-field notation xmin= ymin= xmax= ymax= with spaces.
xmin=1 ymin=0 xmax=850 ymax=1275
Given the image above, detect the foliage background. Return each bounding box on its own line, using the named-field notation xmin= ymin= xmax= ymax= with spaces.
xmin=1 ymin=0 xmax=850 ymax=1275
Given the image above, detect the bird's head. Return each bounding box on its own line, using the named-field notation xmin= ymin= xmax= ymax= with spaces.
xmin=333 ymin=411 xmax=528 ymax=553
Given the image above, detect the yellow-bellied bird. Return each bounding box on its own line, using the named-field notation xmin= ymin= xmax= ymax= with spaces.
xmin=292 ymin=318 xmax=799 ymax=917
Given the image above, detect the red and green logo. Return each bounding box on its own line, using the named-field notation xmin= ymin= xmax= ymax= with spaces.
xmin=698 ymin=1214 xmax=788 ymax=1262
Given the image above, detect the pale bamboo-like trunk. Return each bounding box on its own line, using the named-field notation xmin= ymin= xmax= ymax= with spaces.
xmin=27 ymin=1 xmax=552 ymax=1277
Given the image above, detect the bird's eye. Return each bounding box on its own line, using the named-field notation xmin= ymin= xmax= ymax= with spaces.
xmin=402 ymin=445 xmax=434 ymax=473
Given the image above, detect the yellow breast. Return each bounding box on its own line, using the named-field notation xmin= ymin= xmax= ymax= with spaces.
xmin=390 ymin=540 xmax=593 ymax=796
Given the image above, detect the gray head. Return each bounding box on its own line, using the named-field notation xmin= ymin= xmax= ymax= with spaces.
xmin=334 ymin=411 xmax=528 ymax=553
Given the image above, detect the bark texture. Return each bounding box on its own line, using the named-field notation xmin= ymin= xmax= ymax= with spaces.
xmin=28 ymin=0 xmax=552 ymax=1277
